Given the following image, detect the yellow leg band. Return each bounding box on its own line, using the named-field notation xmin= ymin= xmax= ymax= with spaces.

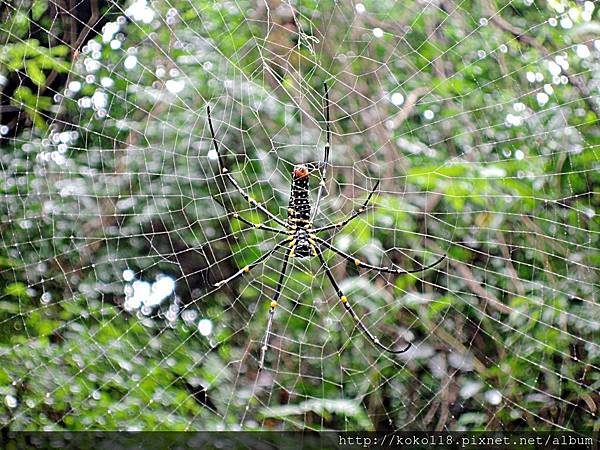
xmin=340 ymin=295 xmax=348 ymax=303
xmin=270 ymin=301 xmax=278 ymax=308
xmin=243 ymin=266 xmax=250 ymax=273
xmin=354 ymin=259 xmax=361 ymax=266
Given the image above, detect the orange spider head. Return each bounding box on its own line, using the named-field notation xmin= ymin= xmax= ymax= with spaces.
xmin=292 ymin=165 xmax=309 ymax=179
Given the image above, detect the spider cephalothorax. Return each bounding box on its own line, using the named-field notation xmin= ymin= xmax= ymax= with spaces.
xmin=207 ymin=83 xmax=446 ymax=370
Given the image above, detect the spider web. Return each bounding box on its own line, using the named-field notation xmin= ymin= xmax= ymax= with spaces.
xmin=0 ymin=0 xmax=599 ymax=431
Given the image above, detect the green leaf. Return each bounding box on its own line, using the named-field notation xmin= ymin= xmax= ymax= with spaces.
xmin=26 ymin=60 xmax=46 ymax=86
xmin=0 ymin=301 xmax=20 ymax=313
xmin=32 ymin=0 xmax=48 ymax=20
xmin=49 ymin=44 xmax=70 ymax=57
xmin=5 ymin=282 xmax=28 ymax=298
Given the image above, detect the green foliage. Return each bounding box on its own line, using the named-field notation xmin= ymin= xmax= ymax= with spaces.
xmin=0 ymin=39 xmax=70 ymax=129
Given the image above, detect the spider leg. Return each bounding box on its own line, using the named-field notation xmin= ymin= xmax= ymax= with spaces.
xmin=212 ymin=238 xmax=292 ymax=288
xmin=309 ymin=82 xmax=331 ymax=223
xmin=313 ymin=180 xmax=380 ymax=233
xmin=212 ymin=196 xmax=285 ymax=234
xmin=207 ymin=106 xmax=287 ymax=227
xmin=316 ymin=236 xmax=446 ymax=275
xmin=231 ymin=214 xmax=285 ymax=234
xmin=314 ymin=246 xmax=411 ymax=354
xmin=259 ymin=247 xmax=292 ymax=371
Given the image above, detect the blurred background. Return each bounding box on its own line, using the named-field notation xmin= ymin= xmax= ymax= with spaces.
xmin=0 ymin=0 xmax=598 ymax=431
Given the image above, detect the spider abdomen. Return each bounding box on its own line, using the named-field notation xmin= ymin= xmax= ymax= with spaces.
xmin=288 ymin=167 xmax=311 ymax=221
xmin=288 ymin=166 xmax=314 ymax=258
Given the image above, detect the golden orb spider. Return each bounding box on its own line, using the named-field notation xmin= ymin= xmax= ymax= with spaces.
xmin=207 ymin=84 xmax=446 ymax=369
